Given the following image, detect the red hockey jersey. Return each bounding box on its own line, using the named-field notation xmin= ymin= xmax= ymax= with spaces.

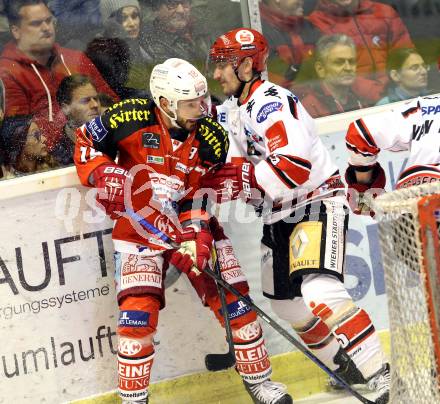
xmin=75 ymin=98 xmax=210 ymax=252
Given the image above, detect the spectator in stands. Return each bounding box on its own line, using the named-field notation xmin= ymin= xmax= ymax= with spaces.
xmin=382 ymin=0 xmax=440 ymax=92
xmin=47 ymin=0 xmax=102 ymax=50
xmin=54 ymin=74 xmax=101 ymax=166
xmin=309 ymin=0 xmax=414 ymax=103
xmin=259 ymin=0 xmax=321 ymax=87
xmin=86 ymin=36 xmax=149 ymax=99
xmin=0 ymin=1 xmax=10 ymax=51
xmin=300 ymin=34 xmax=367 ymax=117
xmin=12 ymin=121 xmax=58 ymax=173
xmin=99 ymin=0 xmax=153 ymax=90
xmin=0 ymin=0 xmax=117 ymax=174
xmin=142 ymin=0 xmax=212 ymax=65
xmin=377 ymin=47 xmax=430 ymax=104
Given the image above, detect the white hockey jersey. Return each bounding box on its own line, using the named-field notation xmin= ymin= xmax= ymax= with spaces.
xmin=346 ymin=96 xmax=440 ymax=189
xmin=216 ymin=80 xmax=343 ymax=224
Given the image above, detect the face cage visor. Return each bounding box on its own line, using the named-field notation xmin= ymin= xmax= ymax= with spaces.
xmin=206 ymin=50 xmax=241 ymax=77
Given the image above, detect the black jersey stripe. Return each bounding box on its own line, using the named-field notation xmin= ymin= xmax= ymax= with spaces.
xmin=355 ymin=119 xmax=377 ymax=149
xmin=400 ymin=164 xmax=440 ymax=179
xmin=267 ymin=160 xmax=299 ymax=189
xmin=401 ymin=101 xmax=420 ymax=118
xmin=346 ymin=142 xmax=375 ymax=157
xmin=281 ymin=154 xmax=312 ymax=170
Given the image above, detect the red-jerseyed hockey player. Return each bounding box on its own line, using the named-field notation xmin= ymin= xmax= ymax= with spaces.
xmin=345 ymin=95 xmax=440 ymax=214
xmin=200 ymin=28 xmax=391 ymax=404
xmin=74 ymin=58 xmax=292 ymax=404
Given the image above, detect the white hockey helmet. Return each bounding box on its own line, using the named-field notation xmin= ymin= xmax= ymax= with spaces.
xmin=150 ymin=58 xmax=210 ymax=126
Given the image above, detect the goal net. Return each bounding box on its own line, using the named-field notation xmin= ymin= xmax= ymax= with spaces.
xmin=373 ymin=182 xmax=440 ymax=404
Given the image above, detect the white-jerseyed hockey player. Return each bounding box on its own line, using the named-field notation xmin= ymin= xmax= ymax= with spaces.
xmin=201 ymin=28 xmax=390 ymax=404
xmin=344 ymin=96 xmax=440 ymax=209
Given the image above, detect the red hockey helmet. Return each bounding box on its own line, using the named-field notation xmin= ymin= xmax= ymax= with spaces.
xmin=209 ymin=28 xmax=269 ymax=73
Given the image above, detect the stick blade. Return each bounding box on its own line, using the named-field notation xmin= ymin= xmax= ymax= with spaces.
xmin=205 ymin=352 xmax=235 ymax=371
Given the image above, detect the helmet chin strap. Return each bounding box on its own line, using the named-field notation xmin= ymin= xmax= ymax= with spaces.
xmin=157 ymin=102 xmax=181 ymax=128
xmin=233 ymin=65 xmax=260 ymax=100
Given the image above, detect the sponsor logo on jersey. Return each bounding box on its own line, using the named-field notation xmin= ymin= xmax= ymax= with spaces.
xmin=108 ymin=107 xmax=151 ymax=129
xmin=118 ymin=355 xmax=154 ymax=393
xmin=107 ymin=98 xmax=148 ymax=112
xmin=244 ymin=126 xmax=263 ymax=144
xmin=412 ymin=119 xmax=433 ymax=140
xmin=291 ymin=229 xmax=309 ymax=259
xmin=120 ymin=255 xmax=162 ymax=290
xmin=143 ymin=133 xmax=161 ymax=149
xmin=256 ymin=102 xmax=283 ymax=123
xmin=421 ymin=104 xmax=440 ymax=115
xmin=289 ymin=222 xmax=322 ymax=272
xmin=147 ymin=155 xmax=164 ymax=164
xmin=119 ymin=311 xmax=150 ymax=327
xmin=86 ymin=116 xmax=108 ymax=142
xmin=222 ymin=297 xmax=252 ymax=320
xmin=118 ymin=337 xmax=143 ymax=356
xmin=175 ymin=162 xmax=190 ymax=174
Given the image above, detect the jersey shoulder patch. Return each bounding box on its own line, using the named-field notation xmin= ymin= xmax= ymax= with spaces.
xmin=101 ymin=98 xmax=158 ymax=140
xmin=250 ymin=83 xmax=293 ymax=125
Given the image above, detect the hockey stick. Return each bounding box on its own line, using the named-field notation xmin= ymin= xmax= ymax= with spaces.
xmin=202 ymin=267 xmax=375 ymax=404
xmin=124 ymin=211 xmax=375 ymax=404
xmin=204 ymin=244 xmax=236 ymax=371
xmin=126 ymin=208 xmax=235 ymax=370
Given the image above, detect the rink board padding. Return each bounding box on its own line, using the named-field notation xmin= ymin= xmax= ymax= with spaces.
xmin=73 ymin=332 xmax=390 ymax=404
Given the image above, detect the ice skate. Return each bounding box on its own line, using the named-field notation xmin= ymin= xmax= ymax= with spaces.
xmin=327 ymin=348 xmax=366 ymax=390
xmin=243 ymin=379 xmax=293 ymax=404
xmin=367 ymin=363 xmax=390 ymax=404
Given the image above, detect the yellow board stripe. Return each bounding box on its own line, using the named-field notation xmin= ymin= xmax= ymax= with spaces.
xmin=73 ymin=331 xmax=390 ymax=404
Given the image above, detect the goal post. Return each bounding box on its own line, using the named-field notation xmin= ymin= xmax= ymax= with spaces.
xmin=373 ymin=182 xmax=440 ymax=404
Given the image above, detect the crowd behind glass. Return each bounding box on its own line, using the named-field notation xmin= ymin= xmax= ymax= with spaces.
xmin=0 ymin=0 xmax=439 ymax=179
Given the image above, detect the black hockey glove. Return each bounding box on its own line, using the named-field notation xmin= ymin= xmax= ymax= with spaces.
xmin=196 ymin=117 xmax=229 ymax=168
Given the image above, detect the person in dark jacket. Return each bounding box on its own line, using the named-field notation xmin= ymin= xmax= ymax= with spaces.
xmin=141 ymin=0 xmax=212 ymax=66
xmin=309 ymin=0 xmax=414 ymax=102
xmin=99 ymin=0 xmax=154 ymax=91
xmin=47 ymin=0 xmax=101 ymax=49
xmin=377 ymin=47 xmax=430 ymax=104
xmin=300 ymin=34 xmax=368 ymax=117
xmin=85 ymin=36 xmax=149 ymax=100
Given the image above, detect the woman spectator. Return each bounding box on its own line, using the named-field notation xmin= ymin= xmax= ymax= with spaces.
xmin=377 ymin=47 xmax=430 ymax=105
xmin=99 ymin=0 xmax=153 ymax=90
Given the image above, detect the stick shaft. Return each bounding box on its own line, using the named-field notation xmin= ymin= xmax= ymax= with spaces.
xmin=203 ymin=267 xmax=374 ymax=404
